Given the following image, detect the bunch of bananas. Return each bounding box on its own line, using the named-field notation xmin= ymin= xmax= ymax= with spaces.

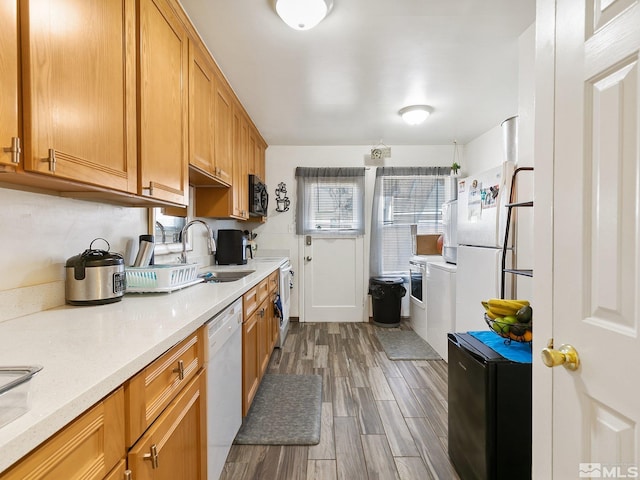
xmin=481 ymin=298 xmax=530 ymax=319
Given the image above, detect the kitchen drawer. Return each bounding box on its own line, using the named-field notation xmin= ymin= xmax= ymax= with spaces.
xmin=257 ymin=277 xmax=269 ymax=303
xmin=243 ymin=285 xmax=259 ymax=320
xmin=0 ymin=387 xmax=124 ymax=480
xmin=268 ymin=270 xmax=279 ymax=293
xmin=124 ymin=329 xmax=204 ymax=446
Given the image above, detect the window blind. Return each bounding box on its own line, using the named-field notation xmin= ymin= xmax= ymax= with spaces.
xmin=370 ymin=167 xmax=455 ymax=277
xmin=295 ymin=167 xmax=366 ymax=236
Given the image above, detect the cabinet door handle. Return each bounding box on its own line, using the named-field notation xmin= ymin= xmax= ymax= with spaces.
xmin=143 ymin=444 xmax=159 ymax=469
xmin=172 ymin=359 xmax=185 ymax=380
xmin=3 ymin=137 xmax=21 ymax=163
xmin=259 ymin=308 xmax=265 ymax=318
xmin=142 ymin=182 xmax=154 ymax=196
xmin=46 ymin=148 xmax=56 ymax=172
xmin=124 ymin=470 xmax=133 ymax=479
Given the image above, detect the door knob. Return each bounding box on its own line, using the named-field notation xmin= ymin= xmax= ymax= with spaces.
xmin=306 ymin=256 xmax=312 ymax=261
xmin=541 ymin=340 xmax=580 ymax=370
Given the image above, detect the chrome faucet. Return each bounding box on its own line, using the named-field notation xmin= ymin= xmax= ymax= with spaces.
xmin=155 ymin=221 xmax=167 ymax=243
xmin=179 ymin=220 xmax=216 ymax=263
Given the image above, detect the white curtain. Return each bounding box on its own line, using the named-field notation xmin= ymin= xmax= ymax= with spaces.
xmin=295 ymin=167 xmax=366 ymax=236
xmin=370 ymin=167 xmax=455 ymax=277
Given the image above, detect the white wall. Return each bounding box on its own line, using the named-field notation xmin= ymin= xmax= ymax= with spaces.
xmin=0 ymin=184 xmax=147 ymax=322
xmin=462 ymin=126 xmax=504 ymax=175
xmin=256 ymin=145 xmax=456 ymax=317
xmin=514 ymin=23 xmax=536 ymax=301
xmin=457 ymin=23 xmax=535 ymax=302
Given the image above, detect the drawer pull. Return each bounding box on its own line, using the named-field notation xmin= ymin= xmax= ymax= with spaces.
xmin=143 ymin=444 xmax=159 ymax=469
xmin=259 ymin=308 xmax=266 ymax=318
xmin=173 ymin=360 xmax=185 ymax=380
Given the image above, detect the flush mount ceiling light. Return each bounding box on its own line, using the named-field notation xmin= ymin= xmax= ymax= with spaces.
xmin=399 ymin=105 xmax=434 ymax=125
xmin=275 ymin=0 xmax=333 ymax=31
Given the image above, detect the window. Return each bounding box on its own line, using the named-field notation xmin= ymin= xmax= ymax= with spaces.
xmin=295 ymin=167 xmax=365 ymax=236
xmin=370 ymin=167 xmax=455 ymax=277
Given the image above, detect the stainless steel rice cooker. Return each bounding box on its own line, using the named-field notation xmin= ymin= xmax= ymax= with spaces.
xmin=65 ymin=238 xmax=126 ymax=305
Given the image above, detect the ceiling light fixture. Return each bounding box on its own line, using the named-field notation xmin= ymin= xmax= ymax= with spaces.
xmin=275 ymin=0 xmax=333 ymax=31
xmin=399 ymin=105 xmax=434 ymax=125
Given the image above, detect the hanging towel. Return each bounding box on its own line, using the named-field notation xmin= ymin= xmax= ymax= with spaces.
xmin=274 ymin=294 xmax=283 ymax=319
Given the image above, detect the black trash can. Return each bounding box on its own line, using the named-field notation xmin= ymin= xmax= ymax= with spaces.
xmin=369 ymin=277 xmax=407 ymax=327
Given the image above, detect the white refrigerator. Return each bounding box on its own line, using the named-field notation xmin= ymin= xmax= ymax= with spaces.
xmin=454 ymin=161 xmax=514 ymax=332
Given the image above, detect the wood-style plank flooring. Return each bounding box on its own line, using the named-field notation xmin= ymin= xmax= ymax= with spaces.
xmin=221 ymin=321 xmax=460 ymax=480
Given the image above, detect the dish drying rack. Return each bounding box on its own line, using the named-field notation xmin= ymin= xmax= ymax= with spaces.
xmin=126 ymin=263 xmax=202 ymax=293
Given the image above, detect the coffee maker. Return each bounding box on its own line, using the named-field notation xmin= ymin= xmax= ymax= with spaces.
xmin=216 ymin=229 xmax=248 ymax=265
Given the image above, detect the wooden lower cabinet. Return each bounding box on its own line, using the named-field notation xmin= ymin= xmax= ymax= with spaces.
xmin=257 ymin=302 xmax=269 ymax=377
xmin=0 ymin=388 xmax=125 ymax=480
xmin=104 ymin=459 xmax=128 ymax=480
xmin=127 ymin=370 xmax=206 ymax=480
xmin=242 ymin=309 xmax=260 ymax=416
xmin=0 ymin=329 xmax=208 ymax=479
xmin=242 ymin=270 xmax=280 ymax=416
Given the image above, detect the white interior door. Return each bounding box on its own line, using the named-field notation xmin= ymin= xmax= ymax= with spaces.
xmin=551 ymin=0 xmax=640 ymax=477
xmin=302 ymin=235 xmax=364 ymax=322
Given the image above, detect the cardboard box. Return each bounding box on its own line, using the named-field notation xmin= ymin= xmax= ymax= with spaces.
xmin=416 ymin=234 xmax=441 ymax=255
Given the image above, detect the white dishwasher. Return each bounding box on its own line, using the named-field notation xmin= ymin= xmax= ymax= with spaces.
xmin=207 ymin=297 xmax=242 ymax=480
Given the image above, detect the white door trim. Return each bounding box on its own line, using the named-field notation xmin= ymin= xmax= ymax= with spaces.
xmin=533 ymin=0 xmax=556 ymax=477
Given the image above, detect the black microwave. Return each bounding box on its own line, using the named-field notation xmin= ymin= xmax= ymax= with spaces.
xmin=249 ymin=174 xmax=268 ymax=217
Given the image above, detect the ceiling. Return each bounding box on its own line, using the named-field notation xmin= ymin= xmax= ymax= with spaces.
xmin=179 ymin=0 xmax=536 ymax=146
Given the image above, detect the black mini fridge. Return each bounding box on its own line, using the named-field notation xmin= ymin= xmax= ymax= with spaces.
xmin=447 ymin=333 xmax=532 ymax=480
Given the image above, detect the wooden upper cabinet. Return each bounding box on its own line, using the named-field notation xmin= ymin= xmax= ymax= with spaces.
xmin=19 ymin=0 xmax=137 ymax=193
xmin=232 ymin=105 xmax=250 ymax=219
xmin=188 ymin=39 xmax=215 ymax=181
xmin=247 ymin=127 xmax=266 ymax=181
xmin=194 ymin=100 xmax=248 ymax=219
xmin=0 ymin=1 xmax=20 ymax=169
xmin=138 ymin=0 xmax=189 ymax=206
xmin=188 ymin=38 xmax=232 ymax=187
xmin=213 ymin=70 xmax=234 ymax=186
xmin=247 ymin=131 xmax=257 ymax=176
xmin=256 ymin=136 xmax=267 ymax=182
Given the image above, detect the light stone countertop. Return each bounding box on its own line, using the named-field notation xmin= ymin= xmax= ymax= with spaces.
xmin=0 ymin=257 xmax=287 ymax=474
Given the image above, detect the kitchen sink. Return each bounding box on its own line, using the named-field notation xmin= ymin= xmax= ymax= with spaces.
xmin=201 ymin=270 xmax=255 ymax=283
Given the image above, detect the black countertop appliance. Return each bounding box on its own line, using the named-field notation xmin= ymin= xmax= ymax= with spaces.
xmin=447 ymin=332 xmax=532 ymax=480
xmin=216 ymin=229 xmax=247 ymax=265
